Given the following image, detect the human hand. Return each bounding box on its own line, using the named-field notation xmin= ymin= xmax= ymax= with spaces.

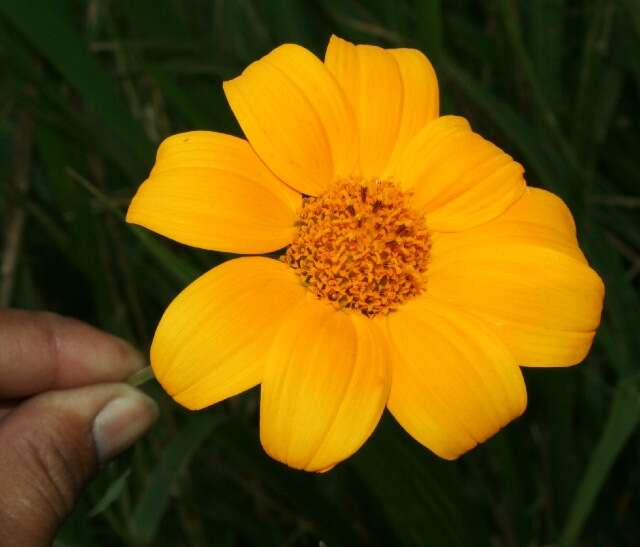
xmin=0 ymin=309 xmax=158 ymax=547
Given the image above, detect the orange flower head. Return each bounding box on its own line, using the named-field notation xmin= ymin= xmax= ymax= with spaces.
xmin=283 ymin=178 xmax=430 ymax=317
xmin=127 ymin=35 xmax=604 ymax=472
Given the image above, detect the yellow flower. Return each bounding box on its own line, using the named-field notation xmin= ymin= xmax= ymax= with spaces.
xmin=127 ymin=36 xmax=604 ymax=472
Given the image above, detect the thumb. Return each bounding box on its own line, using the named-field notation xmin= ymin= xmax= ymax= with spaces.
xmin=0 ymin=383 xmax=158 ymax=547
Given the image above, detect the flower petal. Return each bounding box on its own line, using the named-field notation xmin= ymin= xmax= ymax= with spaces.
xmin=428 ymin=188 xmax=604 ymax=366
xmin=431 ymin=187 xmax=586 ymax=263
xmin=385 ymin=47 xmax=439 ymax=172
xmin=260 ymin=299 xmax=390 ymax=471
xmin=127 ymin=131 xmax=301 ymax=253
xmin=151 ymin=257 xmax=306 ymax=410
xmin=325 ymin=35 xmax=404 ymax=178
xmin=386 ymin=296 xmax=526 ymax=460
xmin=223 ymin=44 xmax=357 ymax=196
xmin=389 ymin=115 xmax=526 ymax=231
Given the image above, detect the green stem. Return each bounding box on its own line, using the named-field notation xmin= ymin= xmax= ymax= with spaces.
xmin=127 ymin=366 xmax=155 ymax=387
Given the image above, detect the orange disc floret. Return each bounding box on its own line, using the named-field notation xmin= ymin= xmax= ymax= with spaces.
xmin=282 ymin=179 xmax=430 ymax=317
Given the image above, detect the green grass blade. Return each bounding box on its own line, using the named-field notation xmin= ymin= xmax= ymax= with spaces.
xmin=351 ymin=418 xmax=484 ymax=547
xmin=130 ymin=227 xmax=201 ymax=285
xmin=442 ymin=58 xmax=563 ymax=190
xmin=585 ymin=227 xmax=640 ymax=378
xmin=90 ymin=468 xmax=132 ymax=517
xmin=0 ymin=0 xmax=152 ymax=160
xmin=66 ymin=168 xmax=201 ymax=284
xmin=497 ymin=0 xmax=564 ymax=140
xmin=559 ymin=374 xmax=640 ymax=546
xmin=569 ymin=1 xmax=618 ymax=166
xmin=215 ymin=415 xmax=364 ymax=546
xmin=529 ymin=0 xmax=566 ymax=113
xmin=131 ymin=413 xmax=223 ymax=544
xmin=622 ymin=0 xmax=640 ymax=36
xmin=415 ymin=0 xmax=443 ymax=67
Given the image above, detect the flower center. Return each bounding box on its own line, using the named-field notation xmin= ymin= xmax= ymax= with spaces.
xmin=282 ymin=178 xmax=430 ymax=317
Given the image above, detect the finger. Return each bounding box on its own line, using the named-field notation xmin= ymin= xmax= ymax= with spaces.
xmin=0 ymin=382 xmax=158 ymax=546
xmin=0 ymin=401 xmax=15 ymax=423
xmin=0 ymin=309 xmax=145 ymax=398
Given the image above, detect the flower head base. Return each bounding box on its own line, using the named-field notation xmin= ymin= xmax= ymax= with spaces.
xmin=283 ymin=179 xmax=430 ymax=317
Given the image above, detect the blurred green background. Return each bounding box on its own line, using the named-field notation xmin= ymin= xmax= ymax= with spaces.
xmin=1 ymin=1 xmax=639 ymax=546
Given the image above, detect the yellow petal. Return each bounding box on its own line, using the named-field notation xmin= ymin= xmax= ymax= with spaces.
xmin=127 ymin=131 xmax=301 ymax=253
xmin=325 ymin=35 xmax=403 ymax=177
xmin=223 ymin=44 xmax=357 ymax=196
xmin=390 ymin=115 xmax=526 ymax=231
xmin=386 ymin=295 xmax=526 ymax=460
xmin=428 ymin=189 xmax=604 ymax=366
xmin=385 ymin=47 xmax=439 ymax=172
xmin=151 ymin=257 xmax=306 ymax=410
xmin=431 ymin=187 xmax=587 ymax=263
xmin=260 ymin=298 xmax=390 ymax=471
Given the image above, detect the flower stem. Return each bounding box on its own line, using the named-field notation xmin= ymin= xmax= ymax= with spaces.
xmin=127 ymin=365 xmax=155 ymax=387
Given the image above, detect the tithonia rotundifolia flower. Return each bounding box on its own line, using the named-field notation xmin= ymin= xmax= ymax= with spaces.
xmin=127 ymin=36 xmax=604 ymax=472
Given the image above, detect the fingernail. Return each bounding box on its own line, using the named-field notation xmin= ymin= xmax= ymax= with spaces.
xmin=93 ymin=388 xmax=159 ymax=462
